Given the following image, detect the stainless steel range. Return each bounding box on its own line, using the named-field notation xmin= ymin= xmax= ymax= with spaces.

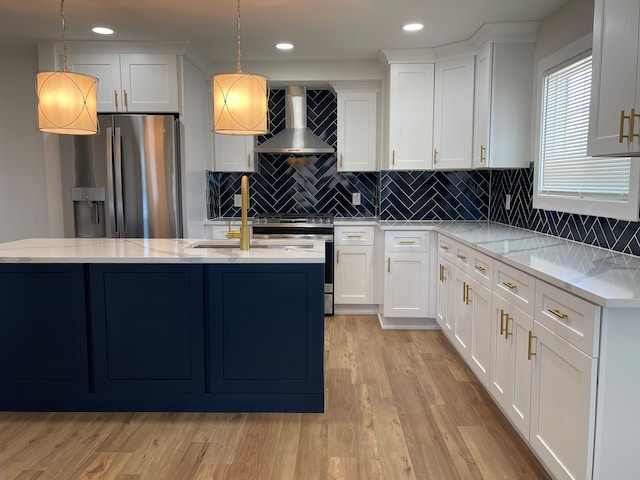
xmin=252 ymin=213 xmax=334 ymax=315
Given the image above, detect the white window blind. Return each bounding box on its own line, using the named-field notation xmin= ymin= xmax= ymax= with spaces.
xmin=540 ymin=54 xmax=631 ymax=200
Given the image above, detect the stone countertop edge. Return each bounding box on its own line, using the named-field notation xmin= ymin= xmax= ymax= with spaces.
xmin=0 ymin=238 xmax=325 ymax=265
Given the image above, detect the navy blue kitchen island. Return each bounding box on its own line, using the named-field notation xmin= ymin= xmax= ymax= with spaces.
xmin=0 ymin=238 xmax=325 ymax=412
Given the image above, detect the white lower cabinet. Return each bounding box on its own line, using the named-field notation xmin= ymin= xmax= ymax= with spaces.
xmin=436 ymin=257 xmax=454 ymax=335
xmin=437 ymin=233 xmax=602 ymax=480
xmin=383 ymin=252 xmax=430 ymax=317
xmin=334 ymin=226 xmax=375 ymax=305
xmin=380 ymin=230 xmax=434 ymax=328
xmin=335 ymin=246 xmax=374 ymax=304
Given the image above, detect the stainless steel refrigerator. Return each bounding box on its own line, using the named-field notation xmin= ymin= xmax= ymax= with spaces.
xmin=60 ymin=114 xmax=182 ymax=238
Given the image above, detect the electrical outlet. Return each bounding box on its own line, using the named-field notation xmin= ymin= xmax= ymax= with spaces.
xmin=234 ymin=194 xmax=242 ymax=207
xmin=352 ymin=192 xmax=361 ymax=206
xmin=505 ymin=194 xmax=511 ymax=211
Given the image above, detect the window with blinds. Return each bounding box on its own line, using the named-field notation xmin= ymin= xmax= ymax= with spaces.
xmin=534 ymin=45 xmax=639 ymax=222
xmin=539 ymin=54 xmax=630 ymax=200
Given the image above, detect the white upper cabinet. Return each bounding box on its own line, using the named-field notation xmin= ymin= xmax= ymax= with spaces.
xmin=433 ymin=56 xmax=475 ymax=170
xmin=332 ymin=82 xmax=379 ymax=172
xmin=66 ymin=53 xmax=179 ymax=113
xmin=473 ymin=41 xmax=535 ymax=168
xmin=212 ymin=134 xmax=256 ymax=172
xmin=385 ymin=63 xmax=435 ymax=170
xmin=588 ymin=0 xmax=640 ymax=156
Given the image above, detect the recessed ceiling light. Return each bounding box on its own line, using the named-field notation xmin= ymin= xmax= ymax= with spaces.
xmin=403 ymin=23 xmax=424 ymax=32
xmin=276 ymin=42 xmax=294 ymax=51
xmin=92 ymin=26 xmax=114 ymax=35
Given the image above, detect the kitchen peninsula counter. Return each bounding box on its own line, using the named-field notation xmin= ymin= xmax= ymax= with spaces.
xmin=0 ymin=237 xmax=325 ymax=413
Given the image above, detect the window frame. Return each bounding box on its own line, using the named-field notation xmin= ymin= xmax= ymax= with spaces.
xmin=533 ymin=34 xmax=640 ymax=222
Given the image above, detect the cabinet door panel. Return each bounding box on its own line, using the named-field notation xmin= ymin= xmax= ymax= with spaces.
xmin=436 ymin=258 xmax=452 ymax=332
xmin=433 ymin=56 xmax=474 ymax=170
xmin=453 ymin=272 xmax=471 ymax=355
xmin=0 ymin=264 xmax=88 ymax=394
xmin=469 ymin=282 xmax=491 ymax=386
xmin=384 ymin=252 xmax=430 ymax=317
xmin=337 ymin=91 xmax=377 ymax=171
xmin=490 ymin=294 xmax=510 ymax=408
xmin=335 ymin=246 xmax=374 ymax=304
xmin=530 ymin=321 xmax=597 ymax=480
xmin=89 ymin=264 xmax=205 ymax=393
xmin=67 ymin=53 xmax=120 ymax=112
xmin=207 ymin=264 xmax=324 ymax=394
xmin=213 ymin=134 xmax=255 ymax=172
xmin=388 ymin=64 xmax=434 ymax=170
xmin=507 ymin=309 xmax=533 ymax=437
xmin=589 ymin=0 xmax=640 ymax=156
xmin=120 ymin=54 xmax=179 ymax=112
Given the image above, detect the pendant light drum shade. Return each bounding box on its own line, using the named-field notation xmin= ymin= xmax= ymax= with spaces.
xmin=36 ymin=70 xmax=99 ymax=135
xmin=212 ymin=73 xmax=269 ymax=135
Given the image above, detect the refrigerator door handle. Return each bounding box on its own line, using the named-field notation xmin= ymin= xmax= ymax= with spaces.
xmin=105 ymin=127 xmax=118 ymax=236
xmin=113 ymin=127 xmax=126 ymax=236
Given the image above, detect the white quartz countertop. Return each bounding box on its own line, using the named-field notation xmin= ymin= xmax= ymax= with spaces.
xmin=430 ymin=221 xmax=640 ymax=308
xmin=0 ymin=238 xmax=325 ymax=264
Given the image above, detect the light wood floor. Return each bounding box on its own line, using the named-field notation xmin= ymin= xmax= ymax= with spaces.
xmin=0 ymin=315 xmax=551 ymax=480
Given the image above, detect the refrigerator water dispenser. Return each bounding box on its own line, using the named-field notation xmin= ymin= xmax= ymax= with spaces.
xmin=72 ymin=187 xmax=106 ymax=238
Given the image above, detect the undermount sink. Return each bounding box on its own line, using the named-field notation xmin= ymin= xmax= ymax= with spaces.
xmin=188 ymin=240 xmax=315 ymax=250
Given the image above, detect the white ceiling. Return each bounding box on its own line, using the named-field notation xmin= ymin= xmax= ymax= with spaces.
xmin=0 ymin=0 xmax=570 ymax=63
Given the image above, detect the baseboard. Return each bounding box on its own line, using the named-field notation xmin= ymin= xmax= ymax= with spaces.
xmin=334 ymin=304 xmax=379 ymax=315
xmin=377 ymin=314 xmax=439 ymax=330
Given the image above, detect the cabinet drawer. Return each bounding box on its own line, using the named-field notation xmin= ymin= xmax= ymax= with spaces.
xmin=469 ymin=249 xmax=493 ymax=289
xmin=437 ymin=234 xmax=455 ymax=259
xmin=494 ymin=261 xmax=534 ymax=317
xmin=453 ymin=243 xmax=472 ymax=271
xmin=335 ymin=226 xmax=375 ymax=245
xmin=535 ymin=280 xmax=601 ymax=357
xmin=385 ymin=231 xmax=430 ymax=252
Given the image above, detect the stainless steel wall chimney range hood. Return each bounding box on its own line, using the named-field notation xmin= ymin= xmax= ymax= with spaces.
xmin=254 ymin=86 xmax=334 ymax=154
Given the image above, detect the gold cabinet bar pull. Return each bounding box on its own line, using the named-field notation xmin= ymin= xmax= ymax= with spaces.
xmin=528 ymin=331 xmax=537 ymax=360
xmin=439 ymin=264 xmax=445 ymax=282
xmin=620 ymin=110 xmax=630 ymax=143
xmin=248 ymin=154 xmax=251 ymax=169
xmin=346 ymin=234 xmax=362 ymax=238
xmin=336 ymin=250 xmax=340 ymax=264
xmin=124 ymin=89 xmax=128 ymax=111
xmin=504 ymin=313 xmax=512 ymax=339
xmin=433 ymin=148 xmax=438 ymax=165
xmin=548 ymin=308 xmax=568 ymax=319
xmin=500 ymin=309 xmax=506 ymax=336
xmin=480 ymin=144 xmax=486 ymax=163
xmin=392 ymin=150 xmax=395 ymax=167
xmin=475 ymin=265 xmax=486 ymax=272
xmin=503 ymin=282 xmax=517 ymax=290
xmin=462 ymin=282 xmax=467 ymax=303
xmin=465 ymin=284 xmax=472 ymax=305
xmin=399 ymin=240 xmax=416 ymax=245
xmin=114 ymin=90 xmax=119 ymax=110
xmin=440 ymin=245 xmax=449 ymax=251
xmin=457 ymin=254 xmax=467 ymax=260
xmin=340 ymin=153 xmax=343 ymax=168
xmin=387 ymin=257 xmax=390 ymax=273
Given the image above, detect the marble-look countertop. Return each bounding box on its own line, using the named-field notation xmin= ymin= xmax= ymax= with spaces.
xmin=0 ymin=238 xmax=325 ymax=264
xmin=430 ymin=221 xmax=640 ymax=308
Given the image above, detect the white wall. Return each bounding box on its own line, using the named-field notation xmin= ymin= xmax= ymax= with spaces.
xmin=535 ymin=0 xmax=595 ymax=62
xmin=0 ymin=46 xmax=51 ymax=243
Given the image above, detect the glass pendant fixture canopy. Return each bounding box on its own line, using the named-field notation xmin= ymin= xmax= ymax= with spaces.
xmin=35 ymin=0 xmax=99 ymax=135
xmin=212 ymin=0 xmax=269 ymax=135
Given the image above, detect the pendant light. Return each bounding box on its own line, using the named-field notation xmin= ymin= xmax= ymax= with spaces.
xmin=35 ymin=0 xmax=99 ymax=135
xmin=211 ymin=0 xmax=269 ymax=135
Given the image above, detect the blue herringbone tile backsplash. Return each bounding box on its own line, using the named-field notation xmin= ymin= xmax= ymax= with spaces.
xmin=491 ymin=165 xmax=640 ymax=256
xmin=206 ymin=91 xmax=640 ymax=256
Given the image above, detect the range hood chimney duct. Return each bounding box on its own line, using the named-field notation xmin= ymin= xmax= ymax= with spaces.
xmin=254 ymin=86 xmax=334 ymax=154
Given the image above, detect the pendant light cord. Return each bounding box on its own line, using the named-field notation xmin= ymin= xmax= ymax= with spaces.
xmin=236 ymin=0 xmax=242 ymax=74
xmin=60 ymin=0 xmax=68 ymax=72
